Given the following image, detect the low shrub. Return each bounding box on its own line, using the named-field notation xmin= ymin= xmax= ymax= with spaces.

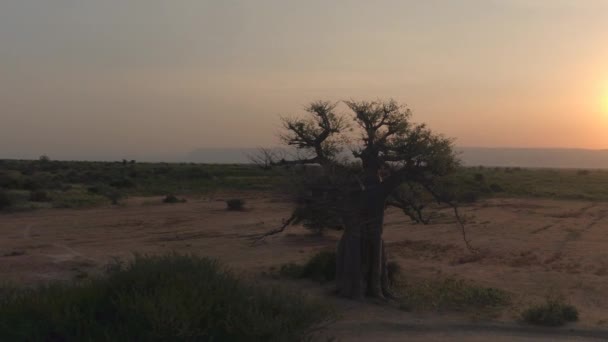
xmin=521 ymin=297 xmax=579 ymax=326
xmin=106 ymin=190 xmax=125 ymax=205
xmin=282 ymin=253 xmax=402 ymax=287
xmin=0 ymin=254 xmax=333 ymax=341
xmin=301 ymin=251 xmax=336 ymax=283
xmin=163 ymin=194 xmax=186 ymax=204
xmin=489 ymin=183 xmax=504 ymax=193
xmin=226 ymin=198 xmax=245 ymax=211
xmin=29 ymin=190 xmax=50 ymax=202
xmin=398 ymin=277 xmax=510 ymax=313
xmin=279 ymin=263 xmax=305 ymax=278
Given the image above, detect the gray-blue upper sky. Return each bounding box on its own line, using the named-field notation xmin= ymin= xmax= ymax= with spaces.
xmin=2 ymin=0 xmax=608 ymax=160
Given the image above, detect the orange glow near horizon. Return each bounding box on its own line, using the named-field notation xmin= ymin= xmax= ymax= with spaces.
xmin=603 ymin=87 xmax=608 ymax=116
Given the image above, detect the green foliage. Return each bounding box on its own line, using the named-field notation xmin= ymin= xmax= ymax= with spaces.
xmin=0 ymin=254 xmax=333 ymax=342
xmin=226 ymin=198 xmax=246 ymax=211
xmin=279 ymin=251 xmax=336 ymax=283
xmin=0 ymin=160 xmax=284 ymax=211
xmin=521 ymin=297 xmax=579 ymax=326
xmin=51 ymin=190 xmax=107 ymax=208
xmin=301 ymin=251 xmax=336 ymax=282
xmin=398 ymin=277 xmax=510 ymax=313
xmin=455 ymin=167 xmax=608 ymax=201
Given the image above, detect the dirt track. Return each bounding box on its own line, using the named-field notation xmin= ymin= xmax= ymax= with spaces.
xmin=2 ymin=193 xmax=608 ymax=340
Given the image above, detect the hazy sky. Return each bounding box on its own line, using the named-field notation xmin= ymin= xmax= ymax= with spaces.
xmin=2 ymin=0 xmax=608 ymax=160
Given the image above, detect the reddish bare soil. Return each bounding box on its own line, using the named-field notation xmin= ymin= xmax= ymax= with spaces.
xmin=2 ymin=193 xmax=608 ymax=340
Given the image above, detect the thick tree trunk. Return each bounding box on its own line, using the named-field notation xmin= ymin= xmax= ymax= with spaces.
xmin=336 ymin=227 xmax=389 ymax=298
xmin=336 ymin=187 xmax=390 ymax=299
xmin=336 ymin=224 xmax=363 ymax=298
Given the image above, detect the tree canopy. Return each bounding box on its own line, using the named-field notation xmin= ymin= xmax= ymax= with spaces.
xmin=257 ymin=99 xmax=466 ymax=299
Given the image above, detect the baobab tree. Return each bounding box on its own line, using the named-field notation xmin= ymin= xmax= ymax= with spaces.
xmin=257 ymin=99 xmax=463 ymax=299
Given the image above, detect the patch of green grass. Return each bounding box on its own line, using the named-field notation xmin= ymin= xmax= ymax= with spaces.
xmin=456 ymin=167 xmax=608 ymax=201
xmin=521 ymin=297 xmax=579 ymax=326
xmin=51 ymin=190 xmax=108 ymax=208
xmin=398 ymin=277 xmax=510 ymax=314
xmin=4 ymin=159 xmax=608 ymax=212
xmin=0 ymin=253 xmax=333 ymax=342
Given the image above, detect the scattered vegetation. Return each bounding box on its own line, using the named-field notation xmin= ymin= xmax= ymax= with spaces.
xmin=0 ymin=254 xmax=333 ymax=341
xmin=0 ymin=160 xmax=283 ymax=211
xmin=279 ymin=253 xmax=507 ymax=315
xmin=397 ymin=277 xmax=510 ymax=314
xmin=521 ymin=297 xmax=579 ymax=326
xmin=2 ymin=159 xmax=608 ymax=213
xmin=279 ymin=251 xmax=403 ymax=286
xmin=226 ymin=198 xmax=246 ymax=211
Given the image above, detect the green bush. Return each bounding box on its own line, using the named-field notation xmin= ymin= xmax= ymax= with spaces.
xmin=521 ymin=298 xmax=579 ymax=326
xmin=0 ymin=254 xmax=333 ymax=341
xmin=279 ymin=251 xmax=335 ymax=283
xmin=301 ymin=251 xmax=336 ymax=283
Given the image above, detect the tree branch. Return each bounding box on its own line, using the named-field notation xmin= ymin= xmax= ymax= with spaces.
xmin=250 ymin=213 xmax=297 ymax=245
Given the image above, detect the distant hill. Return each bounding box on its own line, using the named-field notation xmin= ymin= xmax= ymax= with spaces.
xmin=186 ymin=147 xmax=608 ymax=169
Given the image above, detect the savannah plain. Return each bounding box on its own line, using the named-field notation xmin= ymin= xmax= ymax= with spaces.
xmin=3 ymin=160 xmax=608 ymax=340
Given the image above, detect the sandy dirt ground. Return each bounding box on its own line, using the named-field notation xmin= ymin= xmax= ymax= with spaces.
xmin=2 ymin=192 xmax=608 ymax=341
